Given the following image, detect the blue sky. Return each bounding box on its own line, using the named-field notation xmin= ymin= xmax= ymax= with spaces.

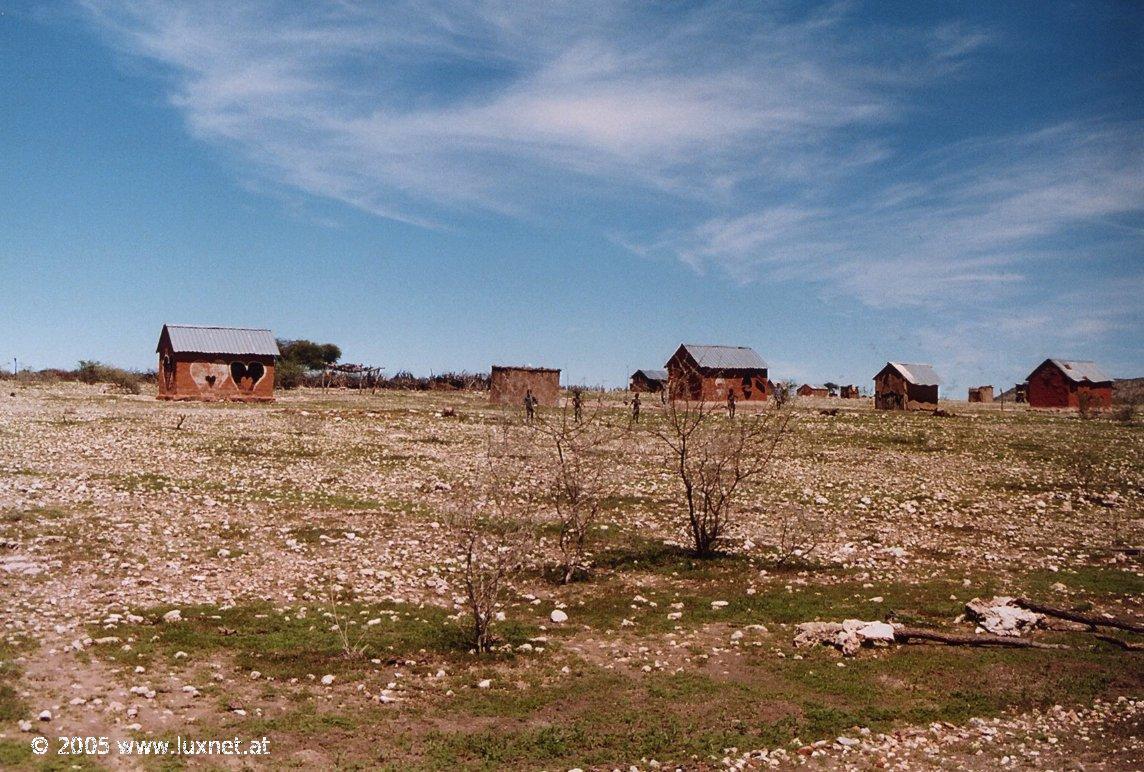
xmin=1 ymin=1 xmax=1141 ymax=392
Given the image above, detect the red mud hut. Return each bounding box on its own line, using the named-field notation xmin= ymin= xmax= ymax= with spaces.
xmin=157 ymin=324 xmax=279 ymax=402
xmin=489 ymin=365 xmax=561 ymax=406
xmin=840 ymin=385 xmax=860 ymax=399
xmin=1025 ymin=359 xmax=1113 ymax=410
xmin=666 ymin=344 xmax=770 ymax=402
xmin=873 ymin=362 xmax=941 ymax=411
xmin=629 ymin=369 xmax=668 ymax=393
xmin=797 ymin=384 xmax=829 ymax=398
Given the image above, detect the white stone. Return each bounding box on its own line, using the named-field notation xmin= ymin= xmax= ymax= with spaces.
xmin=320 ymin=674 xmax=335 ymax=685
xmin=162 ymin=609 xmax=182 ymax=623
xmin=549 ymin=609 xmax=568 ymax=623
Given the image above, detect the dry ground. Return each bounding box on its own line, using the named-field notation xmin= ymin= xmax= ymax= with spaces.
xmin=0 ymin=383 xmax=1141 ymax=770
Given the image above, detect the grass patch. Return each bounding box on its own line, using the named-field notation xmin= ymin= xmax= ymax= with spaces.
xmin=413 ymin=641 xmax=1137 ymax=769
xmin=90 ymin=602 xmax=538 ymax=681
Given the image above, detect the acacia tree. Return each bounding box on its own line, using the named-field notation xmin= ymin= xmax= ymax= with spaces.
xmin=532 ymin=395 xmax=620 ymax=583
xmin=654 ymin=389 xmax=793 ymax=557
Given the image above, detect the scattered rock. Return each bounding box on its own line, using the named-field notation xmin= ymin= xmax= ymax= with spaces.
xmin=966 ymin=597 xmax=1044 ymax=637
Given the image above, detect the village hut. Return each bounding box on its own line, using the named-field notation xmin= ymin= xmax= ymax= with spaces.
xmin=839 ymin=385 xmax=860 ymax=399
xmin=156 ymin=324 xmax=279 ymax=402
xmin=629 ymin=369 xmax=668 ymax=393
xmin=873 ymin=362 xmax=941 ymax=411
xmin=665 ymin=344 xmax=770 ymax=402
xmin=797 ymin=384 xmax=829 ymax=398
xmin=1025 ymin=359 xmax=1113 ymax=410
xmin=489 ymin=365 xmax=561 ymax=406
xmin=967 ymin=385 xmax=994 ymax=403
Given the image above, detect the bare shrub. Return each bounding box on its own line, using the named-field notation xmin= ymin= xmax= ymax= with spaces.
xmin=532 ymin=396 xmax=621 ymax=583
xmin=771 ymin=504 xmax=827 ymax=567
xmin=325 ymin=586 xmax=369 ymax=659
xmin=654 ymin=392 xmax=793 ymax=557
xmin=445 ymin=450 xmax=533 ymax=652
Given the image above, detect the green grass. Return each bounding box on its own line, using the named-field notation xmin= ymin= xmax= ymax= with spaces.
xmin=0 ymin=639 xmax=29 ymax=723
xmin=90 ymin=602 xmax=538 ymax=680
xmin=408 ymin=641 xmax=1136 ymax=770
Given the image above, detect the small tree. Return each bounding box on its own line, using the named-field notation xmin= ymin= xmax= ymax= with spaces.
xmin=654 ymin=390 xmax=793 ymax=557
xmin=277 ymin=339 xmax=342 ymax=369
xmin=445 ymin=451 xmax=533 ymax=652
xmin=532 ymin=395 xmax=619 ymax=583
xmin=275 ymin=359 xmax=306 ymax=390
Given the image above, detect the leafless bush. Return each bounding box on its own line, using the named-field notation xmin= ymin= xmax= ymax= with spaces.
xmin=444 ymin=452 xmax=533 ymax=652
xmin=325 ymin=585 xmax=369 ymax=659
xmin=532 ymin=397 xmax=622 ymax=583
xmin=771 ymin=504 xmax=827 ymax=567
xmin=654 ymin=392 xmax=793 ymax=557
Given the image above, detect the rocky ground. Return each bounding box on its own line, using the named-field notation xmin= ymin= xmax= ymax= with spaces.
xmin=0 ymin=383 xmax=1141 ymax=769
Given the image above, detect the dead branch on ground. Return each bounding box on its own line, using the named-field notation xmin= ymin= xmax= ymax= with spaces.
xmin=1014 ymin=597 xmax=1144 ymax=635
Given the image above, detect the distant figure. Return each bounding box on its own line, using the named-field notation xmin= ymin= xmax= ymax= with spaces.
xmin=524 ymin=389 xmax=536 ymax=424
xmin=727 ymin=390 xmax=736 ymax=418
xmin=631 ymin=392 xmax=640 ymax=424
xmin=572 ymin=387 xmax=583 ymax=423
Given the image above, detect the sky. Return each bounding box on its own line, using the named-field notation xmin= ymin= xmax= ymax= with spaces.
xmin=1 ymin=1 xmax=1142 ymax=392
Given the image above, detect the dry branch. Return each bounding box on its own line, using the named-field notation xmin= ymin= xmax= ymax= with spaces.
xmin=1014 ymin=597 xmax=1144 ymax=635
xmin=1094 ymin=634 xmax=1144 ymax=651
xmin=895 ymin=627 xmax=1069 ymax=650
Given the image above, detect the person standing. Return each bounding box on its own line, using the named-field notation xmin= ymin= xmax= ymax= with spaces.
xmin=524 ymin=389 xmax=536 ymax=424
xmin=727 ymin=390 xmax=736 ymax=418
xmin=631 ymin=392 xmax=641 ymax=424
xmin=572 ymin=387 xmax=583 ymax=423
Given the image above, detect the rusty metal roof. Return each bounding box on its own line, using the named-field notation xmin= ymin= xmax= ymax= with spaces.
xmin=633 ymin=369 xmax=668 ymax=381
xmin=491 ymin=365 xmax=561 ymax=373
xmin=160 ymin=325 xmax=279 ymax=356
xmin=674 ymin=344 xmax=768 ymax=371
xmin=887 ymin=362 xmax=942 ymax=386
xmin=1047 ymin=359 xmax=1112 ymax=384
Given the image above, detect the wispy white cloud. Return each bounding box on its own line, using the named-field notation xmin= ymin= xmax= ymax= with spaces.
xmin=77 ymin=0 xmax=983 ymax=225
xmin=657 ymin=121 xmax=1144 ymax=305
xmin=76 ymin=0 xmax=1141 ymax=323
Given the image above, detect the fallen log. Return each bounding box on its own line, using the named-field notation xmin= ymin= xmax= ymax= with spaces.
xmin=1014 ymin=597 xmax=1144 ymax=635
xmin=1095 ymin=634 xmax=1144 ymax=652
xmin=895 ymin=627 xmax=1069 ymax=650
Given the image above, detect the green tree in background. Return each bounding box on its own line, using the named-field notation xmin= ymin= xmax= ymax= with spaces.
xmin=275 ymin=339 xmax=342 ymax=389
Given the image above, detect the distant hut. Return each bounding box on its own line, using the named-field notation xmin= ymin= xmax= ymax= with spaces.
xmin=157 ymin=324 xmax=279 ymax=402
xmin=1014 ymin=383 xmax=1028 ymax=403
xmin=489 ymin=365 xmax=561 ymax=406
xmin=665 ymin=344 xmax=769 ymax=402
xmin=1025 ymin=359 xmax=1113 ymax=410
xmin=873 ymin=362 xmax=941 ymax=411
xmin=839 ymin=385 xmax=860 ymax=399
xmin=629 ymin=368 xmax=668 ymax=393
xmin=796 ymin=384 xmax=829 ymax=398
xmin=967 ymin=385 xmax=994 ymax=403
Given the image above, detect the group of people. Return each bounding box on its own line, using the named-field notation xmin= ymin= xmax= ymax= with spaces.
xmin=523 ymin=387 xmax=738 ymax=423
xmin=523 ymin=387 xmax=642 ymax=423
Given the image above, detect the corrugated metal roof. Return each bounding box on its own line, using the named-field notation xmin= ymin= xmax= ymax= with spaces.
xmin=887 ymin=362 xmax=942 ymax=386
xmin=491 ymin=365 xmax=561 ymax=373
xmin=675 ymin=344 xmax=768 ymax=371
xmin=634 ymin=369 xmax=668 ymax=381
xmin=160 ymin=325 xmax=279 ymax=356
xmin=1048 ymin=359 xmax=1112 ymax=383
